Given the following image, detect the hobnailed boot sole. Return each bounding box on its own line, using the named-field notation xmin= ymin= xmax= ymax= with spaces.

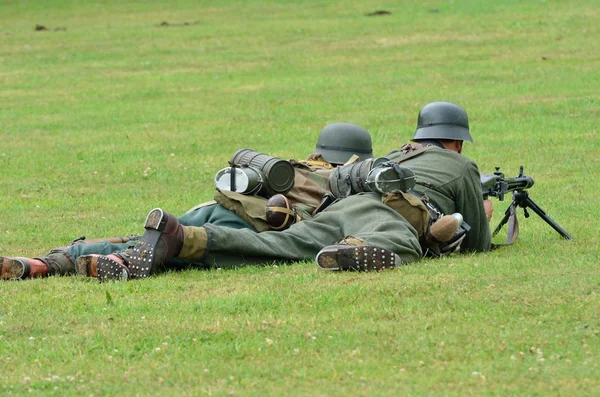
xmin=316 ymin=245 xmax=401 ymax=272
xmin=96 ymin=256 xmax=130 ymax=282
xmin=128 ymin=208 xmax=167 ymax=279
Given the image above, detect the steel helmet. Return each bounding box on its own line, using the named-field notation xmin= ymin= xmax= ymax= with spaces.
xmin=314 ymin=123 xmax=374 ymax=165
xmin=412 ymin=102 xmax=473 ymax=142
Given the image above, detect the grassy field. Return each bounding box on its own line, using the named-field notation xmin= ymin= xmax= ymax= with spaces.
xmin=1 ymin=0 xmax=599 ymax=395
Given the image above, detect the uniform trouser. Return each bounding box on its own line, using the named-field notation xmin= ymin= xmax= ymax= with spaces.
xmin=196 ymin=193 xmax=423 ymax=267
xmin=45 ymin=204 xmax=255 ymax=275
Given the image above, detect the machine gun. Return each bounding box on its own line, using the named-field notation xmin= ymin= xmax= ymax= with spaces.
xmin=480 ymin=166 xmax=572 ymax=243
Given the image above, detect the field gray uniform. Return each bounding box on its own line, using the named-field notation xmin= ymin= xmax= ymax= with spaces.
xmin=200 ymin=193 xmax=422 ymax=267
xmin=188 ymin=147 xmax=491 ymax=266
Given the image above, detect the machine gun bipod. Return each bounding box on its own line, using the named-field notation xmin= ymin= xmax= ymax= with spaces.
xmin=493 ymin=185 xmax=572 ymax=240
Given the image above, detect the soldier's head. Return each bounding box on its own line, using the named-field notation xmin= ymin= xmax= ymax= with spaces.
xmin=313 ymin=123 xmax=374 ymax=165
xmin=411 ymin=102 xmax=473 ymax=154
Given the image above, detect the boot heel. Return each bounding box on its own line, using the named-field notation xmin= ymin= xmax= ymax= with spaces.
xmin=144 ymin=208 xmax=166 ymax=231
xmin=76 ymin=255 xmax=99 ymax=277
xmin=4 ymin=259 xmax=27 ymax=279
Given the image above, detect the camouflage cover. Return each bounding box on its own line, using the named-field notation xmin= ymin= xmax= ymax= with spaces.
xmin=286 ymin=156 xmax=335 ymax=219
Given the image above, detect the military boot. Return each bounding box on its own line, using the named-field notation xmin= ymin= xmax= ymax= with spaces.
xmin=316 ymin=237 xmax=401 ymax=272
xmin=1 ymin=257 xmax=50 ymax=280
xmin=94 ymin=255 xmax=131 ymax=282
xmin=127 ymin=208 xmax=184 ymax=279
xmin=77 ymin=254 xmax=128 ymax=279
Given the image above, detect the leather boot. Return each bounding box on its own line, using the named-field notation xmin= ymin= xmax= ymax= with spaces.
xmin=76 ymin=254 xmax=126 ymax=278
xmin=94 ymin=255 xmax=130 ymax=283
xmin=128 ymin=208 xmax=183 ymax=279
xmin=1 ymin=257 xmax=49 ymax=280
xmin=316 ymin=239 xmax=401 ymax=272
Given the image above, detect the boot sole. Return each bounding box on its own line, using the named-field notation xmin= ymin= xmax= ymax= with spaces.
xmin=97 ymin=256 xmax=130 ymax=282
xmin=2 ymin=258 xmax=27 ymax=280
xmin=129 ymin=208 xmax=166 ymax=279
xmin=316 ymin=245 xmax=399 ymax=272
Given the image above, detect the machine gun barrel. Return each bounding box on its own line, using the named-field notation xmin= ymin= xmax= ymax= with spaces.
xmin=481 ymin=166 xmax=534 ymax=201
xmin=504 ymin=175 xmax=534 ymax=192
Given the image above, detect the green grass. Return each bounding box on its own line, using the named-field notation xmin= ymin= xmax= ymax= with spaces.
xmin=1 ymin=0 xmax=599 ymax=395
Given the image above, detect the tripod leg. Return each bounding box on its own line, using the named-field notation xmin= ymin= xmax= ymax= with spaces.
xmin=522 ymin=196 xmax=572 ymax=239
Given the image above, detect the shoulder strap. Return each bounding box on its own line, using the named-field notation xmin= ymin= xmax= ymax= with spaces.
xmin=388 ymin=145 xmax=454 ymax=201
xmin=303 ymin=160 xmax=334 ymax=169
xmin=387 ymin=145 xmax=437 ymax=164
xmin=490 ymin=202 xmax=520 ymax=248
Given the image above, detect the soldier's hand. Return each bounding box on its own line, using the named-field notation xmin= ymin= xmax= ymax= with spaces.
xmin=484 ymin=199 xmax=494 ymax=222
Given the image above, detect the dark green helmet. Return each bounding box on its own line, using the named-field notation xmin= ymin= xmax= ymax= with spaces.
xmin=314 ymin=123 xmax=374 ymax=165
xmin=412 ymin=102 xmax=473 ymax=142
